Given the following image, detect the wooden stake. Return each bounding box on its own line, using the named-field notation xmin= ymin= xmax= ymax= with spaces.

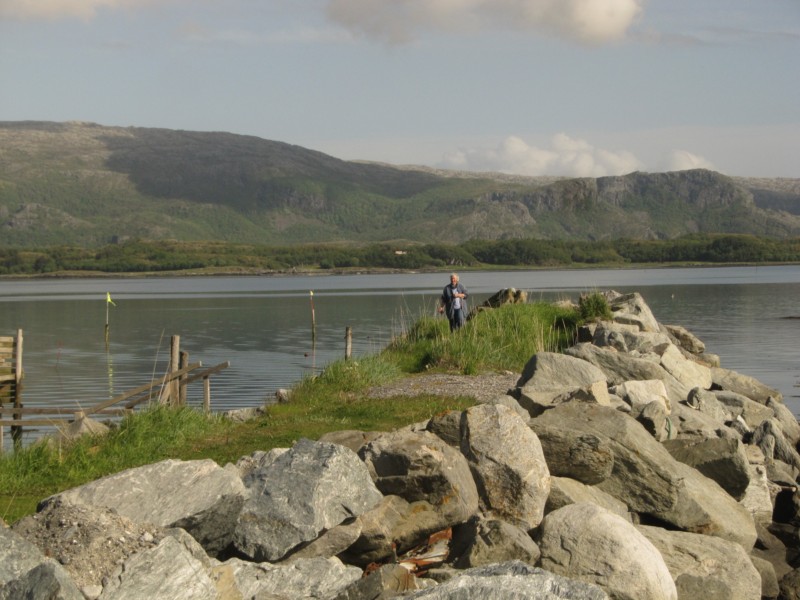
xmin=309 ymin=291 xmax=317 ymax=341
xmin=345 ymin=326 xmax=352 ymax=361
xmin=170 ymin=335 xmax=180 ymax=407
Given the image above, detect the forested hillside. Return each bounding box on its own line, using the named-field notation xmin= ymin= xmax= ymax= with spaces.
xmin=1 ymin=121 xmax=799 ymax=247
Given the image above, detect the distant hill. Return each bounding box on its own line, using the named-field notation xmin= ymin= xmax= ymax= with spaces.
xmin=1 ymin=121 xmax=798 ymax=247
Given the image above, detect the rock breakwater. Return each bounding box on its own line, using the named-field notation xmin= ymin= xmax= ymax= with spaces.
xmin=2 ymin=290 xmax=797 ymax=599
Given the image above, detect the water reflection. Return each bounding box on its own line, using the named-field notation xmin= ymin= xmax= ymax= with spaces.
xmin=0 ymin=266 xmax=798 ymax=447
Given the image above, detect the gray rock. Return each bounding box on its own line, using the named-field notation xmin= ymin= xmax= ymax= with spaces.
xmin=753 ymin=419 xmax=800 ymax=471
xmin=0 ymin=527 xmax=83 ymax=600
xmin=234 ymin=438 xmax=383 ymax=562
xmin=459 ymin=404 xmax=550 ymax=530
xmin=750 ymin=555 xmax=780 ymax=600
xmin=338 ymin=494 xmax=411 ymax=565
xmin=333 ymin=563 xmax=433 ymax=599
xmin=530 ymin=424 xmax=614 ymax=485
xmin=516 ymin=351 xmax=607 ymax=391
xmin=767 ymin=396 xmax=800 ymax=445
xmin=659 ymin=344 xmax=712 ymax=391
xmin=713 ymin=390 xmax=774 ymax=428
xmin=607 ymin=291 xmax=661 ymax=333
xmin=317 ymin=429 xmax=382 ymax=454
xmin=453 ymin=518 xmax=540 ymax=569
xmin=360 ymin=429 xmax=479 ymax=530
xmin=668 ymin=400 xmax=734 ymax=441
xmin=781 ymin=568 xmax=800 ymax=600
xmin=712 ymin=366 xmax=783 ymax=403
xmin=612 ymin=379 xmax=671 ymax=415
xmin=538 ymin=503 xmax=677 ymax=600
xmin=594 ymin=323 xmax=671 ymax=354
xmin=43 ymin=458 xmax=246 ymax=556
xmin=638 ymin=525 xmax=761 ymax=600
xmin=98 ymin=533 xmax=218 ymax=600
xmin=226 ymin=556 xmax=362 ymax=600
xmin=281 ymin=518 xmax=362 ymax=563
xmin=740 ymin=463 xmax=776 ymax=525
xmin=533 ymin=403 xmax=757 ymax=550
xmin=565 ymin=343 xmax=690 ymax=405
xmin=545 ymin=476 xmax=630 ymax=519
xmin=404 ymin=561 xmax=610 ymax=599
xmin=638 ymin=400 xmax=670 ymax=441
xmin=664 ymin=324 xmax=706 ymax=354
xmin=476 ymin=394 xmax=531 ymax=423
xmin=661 ymin=436 xmax=751 ymax=500
xmin=517 ymin=381 xmax=610 ymax=418
xmin=234 ymin=448 xmax=289 ymax=479
xmin=686 ymin=387 xmax=732 ymax=423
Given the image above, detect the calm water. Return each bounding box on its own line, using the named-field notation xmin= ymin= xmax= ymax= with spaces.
xmin=1 ymin=266 xmax=798 ymax=447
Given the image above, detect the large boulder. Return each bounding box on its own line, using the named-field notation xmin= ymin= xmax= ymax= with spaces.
xmin=658 ymin=344 xmax=713 ymax=390
xmin=538 ymin=503 xmax=677 ymax=600
xmin=458 ymin=404 xmax=550 ymax=530
xmin=638 ymin=525 xmax=762 ymax=600
xmin=225 ymin=556 xmax=361 ymax=600
xmin=234 ymin=438 xmax=383 ymax=562
xmin=516 ymin=351 xmax=607 ymax=391
xmin=532 ymin=403 xmax=757 ymax=550
xmin=711 ymin=390 xmax=773 ymax=426
xmin=661 ymin=437 xmax=751 ymax=500
xmin=0 ymin=526 xmax=83 ymax=600
xmin=400 ymin=561 xmax=610 ymax=599
xmin=606 ymin=291 xmax=661 ymax=333
xmin=360 ymin=429 xmax=479 ymax=532
xmin=611 ymin=379 xmax=671 ymax=415
xmin=565 ymin=343 xmax=690 ymax=404
xmin=664 ymin=324 xmax=706 ymax=354
xmin=98 ymin=529 xmax=220 ymax=600
xmin=530 ymin=424 xmax=614 ymax=485
xmin=546 ymin=476 xmax=630 ymax=519
xmin=43 ymin=458 xmax=246 ymax=556
xmin=594 ymin=323 xmax=671 ymax=354
xmin=712 ymin=366 xmax=783 ymax=403
xmin=11 ymin=498 xmax=165 ymax=593
xmin=452 ymin=518 xmax=540 ymax=569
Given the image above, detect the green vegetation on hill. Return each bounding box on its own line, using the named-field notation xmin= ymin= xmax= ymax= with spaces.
xmin=1 ymin=234 xmax=798 ymax=276
xmin=1 ymin=121 xmax=799 ymax=247
xmin=0 ymin=300 xmax=577 ymax=523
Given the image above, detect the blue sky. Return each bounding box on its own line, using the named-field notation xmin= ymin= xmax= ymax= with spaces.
xmin=1 ymin=0 xmax=798 ymax=177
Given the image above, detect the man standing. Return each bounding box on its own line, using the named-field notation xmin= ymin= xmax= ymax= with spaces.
xmin=439 ymin=273 xmax=468 ymax=331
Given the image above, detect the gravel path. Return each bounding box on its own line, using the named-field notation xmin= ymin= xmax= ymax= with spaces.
xmin=365 ymin=372 xmax=520 ymax=403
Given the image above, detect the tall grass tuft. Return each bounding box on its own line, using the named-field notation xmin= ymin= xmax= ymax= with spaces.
xmin=579 ymin=291 xmax=613 ymax=322
xmin=385 ymin=301 xmax=579 ymax=374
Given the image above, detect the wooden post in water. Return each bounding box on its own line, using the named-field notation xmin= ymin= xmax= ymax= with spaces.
xmin=179 ymin=350 xmax=189 ymax=406
xmin=203 ymin=377 xmax=211 ymax=414
xmin=345 ymin=326 xmax=352 ymax=361
xmin=169 ymin=335 xmax=180 ymax=407
xmin=11 ymin=329 xmax=23 ymax=450
xmin=309 ymin=291 xmax=317 ymax=341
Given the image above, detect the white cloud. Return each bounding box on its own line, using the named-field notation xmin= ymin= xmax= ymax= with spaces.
xmin=0 ymin=0 xmax=166 ymax=20
xmin=325 ymin=0 xmax=643 ymax=44
xmin=440 ymin=133 xmax=643 ymax=177
xmin=665 ymin=150 xmax=716 ymax=172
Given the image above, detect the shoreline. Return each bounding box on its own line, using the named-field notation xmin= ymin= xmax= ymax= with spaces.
xmin=1 ymin=260 xmax=798 ymax=281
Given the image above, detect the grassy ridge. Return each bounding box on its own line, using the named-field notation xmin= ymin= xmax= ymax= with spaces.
xmin=0 ymin=300 xmax=581 ymax=524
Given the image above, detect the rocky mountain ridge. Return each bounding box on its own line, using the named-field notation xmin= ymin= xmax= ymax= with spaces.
xmin=1 ymin=121 xmax=798 ymax=246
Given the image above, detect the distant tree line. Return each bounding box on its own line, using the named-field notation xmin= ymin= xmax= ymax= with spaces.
xmin=1 ymin=234 xmax=799 ymax=276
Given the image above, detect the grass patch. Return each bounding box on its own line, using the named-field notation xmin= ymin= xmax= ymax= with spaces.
xmin=384 ymin=301 xmax=579 ymax=374
xmin=0 ymin=300 xmax=580 ymax=524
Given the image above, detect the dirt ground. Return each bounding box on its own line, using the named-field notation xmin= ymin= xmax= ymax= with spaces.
xmin=11 ymin=499 xmax=166 ymax=592
xmin=365 ymin=372 xmax=520 ymax=403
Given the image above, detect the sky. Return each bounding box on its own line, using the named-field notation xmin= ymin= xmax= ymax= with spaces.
xmin=1 ymin=0 xmax=798 ymax=178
